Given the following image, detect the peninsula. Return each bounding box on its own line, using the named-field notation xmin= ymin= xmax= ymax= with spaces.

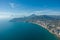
xmin=10 ymin=14 xmax=60 ymax=39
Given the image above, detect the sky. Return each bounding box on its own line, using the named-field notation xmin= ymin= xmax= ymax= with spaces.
xmin=0 ymin=0 xmax=60 ymax=18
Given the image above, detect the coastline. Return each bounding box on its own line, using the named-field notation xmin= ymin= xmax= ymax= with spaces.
xmin=26 ymin=22 xmax=60 ymax=40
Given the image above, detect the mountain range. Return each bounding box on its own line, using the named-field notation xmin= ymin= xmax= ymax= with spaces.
xmin=10 ymin=14 xmax=60 ymax=22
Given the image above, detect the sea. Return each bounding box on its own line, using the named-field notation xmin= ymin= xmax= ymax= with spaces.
xmin=0 ymin=19 xmax=58 ymax=40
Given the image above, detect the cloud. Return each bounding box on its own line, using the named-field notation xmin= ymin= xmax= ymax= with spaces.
xmin=31 ymin=10 xmax=60 ymax=15
xmin=9 ymin=2 xmax=15 ymax=8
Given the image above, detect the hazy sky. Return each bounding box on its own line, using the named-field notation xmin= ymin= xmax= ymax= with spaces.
xmin=0 ymin=0 xmax=60 ymax=18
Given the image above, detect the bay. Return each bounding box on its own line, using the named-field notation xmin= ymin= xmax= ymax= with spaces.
xmin=0 ymin=19 xmax=58 ymax=40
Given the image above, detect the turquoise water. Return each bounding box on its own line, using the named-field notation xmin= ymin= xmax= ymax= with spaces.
xmin=0 ymin=20 xmax=58 ymax=40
